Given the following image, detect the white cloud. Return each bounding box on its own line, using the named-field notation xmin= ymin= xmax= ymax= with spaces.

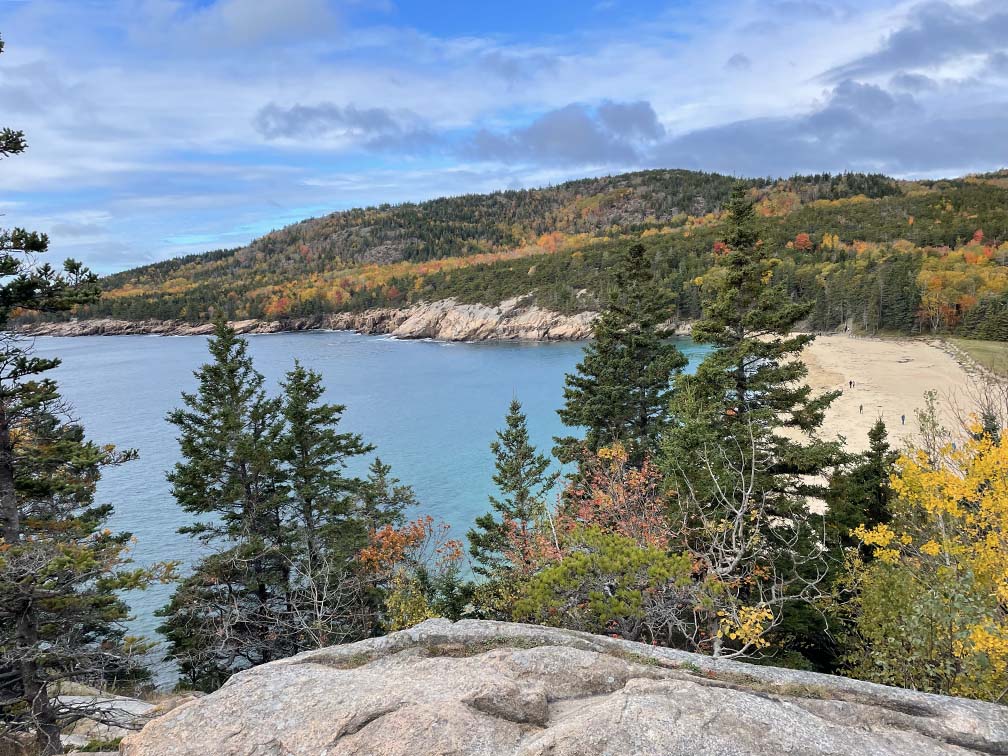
xmin=0 ymin=0 xmax=1005 ymax=273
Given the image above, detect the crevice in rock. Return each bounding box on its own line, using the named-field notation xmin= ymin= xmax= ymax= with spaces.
xmin=323 ymin=702 xmax=407 ymax=748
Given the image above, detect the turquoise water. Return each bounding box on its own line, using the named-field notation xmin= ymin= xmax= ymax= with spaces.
xmin=34 ymin=331 xmax=710 ymax=652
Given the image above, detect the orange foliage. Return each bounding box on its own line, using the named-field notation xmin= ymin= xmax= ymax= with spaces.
xmin=358 ymin=515 xmax=463 ymax=580
xmin=566 ymin=444 xmax=670 ymax=549
xmin=504 ymin=443 xmax=670 ymax=573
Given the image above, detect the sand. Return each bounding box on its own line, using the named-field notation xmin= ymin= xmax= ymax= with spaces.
xmin=801 ymin=334 xmax=977 ymax=453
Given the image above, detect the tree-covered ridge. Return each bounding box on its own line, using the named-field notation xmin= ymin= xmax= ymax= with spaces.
xmin=32 ymin=169 xmax=1008 ymax=339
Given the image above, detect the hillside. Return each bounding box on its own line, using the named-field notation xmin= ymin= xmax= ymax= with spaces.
xmin=28 ymin=168 xmax=1008 ymax=340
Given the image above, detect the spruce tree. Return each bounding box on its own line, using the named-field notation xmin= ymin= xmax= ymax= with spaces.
xmin=556 ymin=242 xmax=686 ymax=465
xmin=161 ymin=330 xmax=419 ymax=687
xmin=0 ymin=360 xmax=168 ymax=754
xmin=661 ymin=185 xmax=842 ymax=667
xmin=356 ymin=457 xmax=415 ymax=533
xmin=159 ymin=319 xmax=288 ymax=690
xmin=469 ymin=398 xmax=557 ymax=577
xmin=280 ymin=360 xmax=374 ymax=564
xmin=0 ymin=35 xmax=163 ymax=755
xmin=825 ymin=419 xmax=897 ymax=552
xmin=278 ymin=361 xmax=379 ymax=647
xmin=665 ymin=185 xmax=842 ymax=506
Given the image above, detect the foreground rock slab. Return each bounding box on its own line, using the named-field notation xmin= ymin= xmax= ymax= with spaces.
xmin=121 ymin=619 xmax=1008 ymax=756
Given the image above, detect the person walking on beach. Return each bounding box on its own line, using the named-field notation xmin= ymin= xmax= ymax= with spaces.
xmin=859 ymin=404 xmax=863 ymax=415
xmin=901 ymin=413 xmax=906 ymax=425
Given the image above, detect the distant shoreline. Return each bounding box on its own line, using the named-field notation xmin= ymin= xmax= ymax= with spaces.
xmin=18 ymin=313 xmax=991 ymax=448
xmin=15 ymin=298 xmax=614 ymax=342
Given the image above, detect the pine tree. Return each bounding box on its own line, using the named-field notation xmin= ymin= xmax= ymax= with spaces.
xmin=556 ymin=242 xmax=687 ymax=465
xmin=469 ymin=398 xmax=557 ymax=578
xmin=158 ymin=319 xmax=288 ymax=690
xmin=0 ymin=35 xmax=163 ymax=756
xmin=825 ymin=419 xmax=897 ymax=552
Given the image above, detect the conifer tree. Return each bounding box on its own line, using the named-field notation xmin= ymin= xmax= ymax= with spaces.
xmin=158 ymin=319 xmax=288 ymax=690
xmin=661 ymin=185 xmax=842 ymax=666
xmin=280 ymin=360 xmax=374 ymax=564
xmin=161 ymin=329 xmax=420 ymax=688
xmin=356 ymin=457 xmax=415 ymax=534
xmin=0 ymin=34 xmax=165 ymax=756
xmin=0 ymin=360 xmax=169 ymax=754
xmin=665 ymin=185 xmax=842 ymax=506
xmin=825 ymin=419 xmax=897 ymax=552
xmin=556 ymin=243 xmax=686 ymax=465
xmin=278 ymin=361 xmax=379 ymax=647
xmin=469 ymin=398 xmax=557 ymax=577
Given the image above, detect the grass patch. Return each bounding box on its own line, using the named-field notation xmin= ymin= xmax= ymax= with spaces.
xmin=325 ymin=652 xmax=376 ymax=670
xmin=79 ymin=738 xmax=124 ymax=752
xmin=424 ymin=637 xmax=553 ymax=658
xmin=947 ymin=337 xmax=1008 ymax=376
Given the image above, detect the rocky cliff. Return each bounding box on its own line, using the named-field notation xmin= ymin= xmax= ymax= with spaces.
xmin=17 ymin=298 xmax=608 ymax=342
xmin=121 ymin=619 xmax=1007 ymax=756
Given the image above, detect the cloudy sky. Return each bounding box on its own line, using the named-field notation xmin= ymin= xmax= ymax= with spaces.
xmin=0 ymin=0 xmax=1006 ymax=273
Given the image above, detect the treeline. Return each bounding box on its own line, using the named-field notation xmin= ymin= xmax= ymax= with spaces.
xmin=25 ymin=172 xmax=1008 ymax=341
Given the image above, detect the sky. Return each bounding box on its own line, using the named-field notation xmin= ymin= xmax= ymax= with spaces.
xmin=0 ymin=0 xmax=1006 ymax=273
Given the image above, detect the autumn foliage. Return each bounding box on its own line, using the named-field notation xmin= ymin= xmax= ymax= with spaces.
xmin=845 ymin=426 xmax=1008 ymax=701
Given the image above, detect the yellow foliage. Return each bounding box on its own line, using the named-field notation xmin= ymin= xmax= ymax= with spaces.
xmin=855 ymin=429 xmax=1008 ymax=699
xmin=717 ymin=606 xmax=773 ymax=648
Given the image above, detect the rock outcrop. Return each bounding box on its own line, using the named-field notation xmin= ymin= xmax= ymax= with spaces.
xmin=121 ymin=619 xmax=1008 ymax=756
xmin=17 ymin=298 xmax=609 ymax=342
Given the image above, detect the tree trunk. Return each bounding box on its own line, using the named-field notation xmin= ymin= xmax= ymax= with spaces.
xmin=19 ymin=610 xmax=62 ymax=755
xmin=0 ymin=403 xmax=20 ymax=545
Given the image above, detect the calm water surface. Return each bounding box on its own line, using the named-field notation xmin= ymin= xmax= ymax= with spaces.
xmin=34 ymin=331 xmax=710 ymax=656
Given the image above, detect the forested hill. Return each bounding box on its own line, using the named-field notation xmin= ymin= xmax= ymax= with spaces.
xmin=35 ymin=168 xmax=1008 ymax=339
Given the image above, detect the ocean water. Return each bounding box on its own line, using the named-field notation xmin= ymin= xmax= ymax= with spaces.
xmin=33 ymin=331 xmax=710 ymax=653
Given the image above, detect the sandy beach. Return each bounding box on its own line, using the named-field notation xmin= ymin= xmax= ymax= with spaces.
xmin=801 ymin=334 xmax=984 ymax=453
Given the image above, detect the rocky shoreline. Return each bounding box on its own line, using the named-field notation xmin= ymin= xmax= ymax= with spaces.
xmin=16 ymin=297 xmax=611 ymax=342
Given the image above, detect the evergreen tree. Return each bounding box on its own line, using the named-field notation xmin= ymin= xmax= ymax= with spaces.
xmin=280 ymin=360 xmax=374 ymax=565
xmin=160 ymin=329 xmax=420 ymax=688
xmin=666 ymin=185 xmax=842 ymax=505
xmin=356 ymin=457 xmax=415 ymax=533
xmin=469 ymin=398 xmax=557 ymax=577
xmin=158 ymin=319 xmax=288 ymax=690
xmin=0 ymin=35 xmax=163 ymax=755
xmin=556 ymin=242 xmax=687 ymax=465
xmin=278 ymin=361 xmax=378 ymax=648
xmin=0 ymin=357 xmax=168 ymax=754
xmin=661 ymin=185 xmax=842 ymax=668
xmin=825 ymin=419 xmax=897 ymax=552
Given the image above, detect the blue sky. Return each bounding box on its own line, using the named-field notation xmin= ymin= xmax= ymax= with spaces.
xmin=0 ymin=0 xmax=1006 ymax=273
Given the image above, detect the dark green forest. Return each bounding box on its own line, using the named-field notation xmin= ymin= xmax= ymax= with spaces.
xmin=23 ymin=169 xmax=1008 ymax=340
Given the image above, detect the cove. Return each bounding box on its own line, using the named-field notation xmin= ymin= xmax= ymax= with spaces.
xmin=35 ymin=331 xmax=711 ymax=652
